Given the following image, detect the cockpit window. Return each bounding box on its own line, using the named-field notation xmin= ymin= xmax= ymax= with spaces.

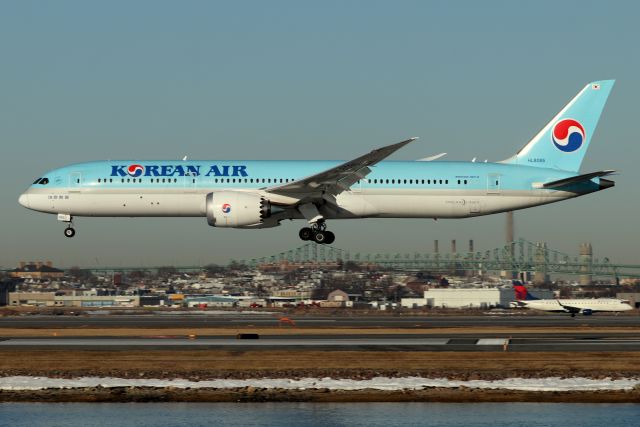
xmin=33 ymin=178 xmax=42 ymax=184
xmin=33 ymin=177 xmax=49 ymax=185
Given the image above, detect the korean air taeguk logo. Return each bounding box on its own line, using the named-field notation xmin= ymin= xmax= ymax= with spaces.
xmin=551 ymin=118 xmax=585 ymax=153
xmin=221 ymin=203 xmax=231 ymax=214
xmin=127 ymin=164 xmax=145 ymax=177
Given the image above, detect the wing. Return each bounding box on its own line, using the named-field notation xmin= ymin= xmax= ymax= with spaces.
xmin=265 ymin=137 xmax=418 ymax=202
xmin=556 ymin=300 xmax=581 ymax=314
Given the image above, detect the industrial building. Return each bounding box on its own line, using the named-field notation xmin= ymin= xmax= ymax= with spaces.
xmin=8 ymin=292 xmax=139 ymax=308
xmin=401 ymin=287 xmax=554 ymax=309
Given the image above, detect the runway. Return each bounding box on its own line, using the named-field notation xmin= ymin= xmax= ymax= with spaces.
xmin=1 ymin=313 xmax=639 ymax=328
xmin=3 ymin=334 xmax=640 ymax=351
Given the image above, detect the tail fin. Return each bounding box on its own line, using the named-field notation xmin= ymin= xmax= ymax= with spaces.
xmin=501 ymin=80 xmax=614 ymax=172
xmin=513 ymin=280 xmax=539 ymax=301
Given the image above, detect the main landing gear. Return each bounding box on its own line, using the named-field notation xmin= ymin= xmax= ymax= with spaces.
xmin=298 ymin=221 xmax=335 ymax=245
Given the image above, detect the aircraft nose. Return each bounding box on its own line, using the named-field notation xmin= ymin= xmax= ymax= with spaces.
xmin=18 ymin=193 xmax=30 ymax=208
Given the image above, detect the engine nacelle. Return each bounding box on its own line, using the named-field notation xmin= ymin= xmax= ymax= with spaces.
xmin=206 ymin=191 xmax=271 ymax=228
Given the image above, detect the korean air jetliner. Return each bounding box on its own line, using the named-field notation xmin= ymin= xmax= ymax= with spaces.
xmin=19 ymin=80 xmax=614 ymax=244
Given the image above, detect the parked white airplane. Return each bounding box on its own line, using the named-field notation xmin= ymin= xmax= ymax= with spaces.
xmin=512 ymin=282 xmax=633 ymax=316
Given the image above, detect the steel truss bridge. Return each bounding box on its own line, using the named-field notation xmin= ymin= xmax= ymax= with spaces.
xmin=235 ymin=238 xmax=640 ymax=279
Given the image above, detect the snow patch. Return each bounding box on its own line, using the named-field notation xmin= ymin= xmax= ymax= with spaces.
xmin=0 ymin=376 xmax=638 ymax=392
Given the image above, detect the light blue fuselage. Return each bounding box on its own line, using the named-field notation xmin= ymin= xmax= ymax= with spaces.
xmin=19 ymin=160 xmax=604 ymax=224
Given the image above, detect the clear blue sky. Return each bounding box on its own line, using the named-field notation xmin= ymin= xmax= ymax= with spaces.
xmin=1 ymin=0 xmax=639 ymax=268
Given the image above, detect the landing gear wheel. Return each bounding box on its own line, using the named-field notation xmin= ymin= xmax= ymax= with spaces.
xmin=313 ymin=231 xmax=327 ymax=244
xmin=323 ymin=231 xmax=335 ymax=245
xmin=64 ymin=227 xmax=76 ymax=238
xmin=299 ymin=227 xmax=313 ymax=241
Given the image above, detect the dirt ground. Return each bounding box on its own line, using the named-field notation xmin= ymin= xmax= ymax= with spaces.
xmin=3 ymin=322 xmax=640 ymax=402
xmin=1 ymin=349 xmax=639 ymax=380
xmin=2 ymin=387 xmax=640 ymax=403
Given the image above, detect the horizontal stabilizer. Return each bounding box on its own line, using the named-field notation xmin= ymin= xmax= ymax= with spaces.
xmin=541 ymin=170 xmax=615 ymax=189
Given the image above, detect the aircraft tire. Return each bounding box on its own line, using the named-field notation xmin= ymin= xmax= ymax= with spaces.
xmin=324 ymin=231 xmax=335 ymax=245
xmin=313 ymin=231 xmax=327 ymax=244
xmin=299 ymin=227 xmax=312 ymax=241
xmin=64 ymin=227 xmax=76 ymax=238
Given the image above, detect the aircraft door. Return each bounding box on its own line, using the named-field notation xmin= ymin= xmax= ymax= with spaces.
xmin=184 ymin=173 xmax=198 ymax=191
xmin=70 ymin=172 xmax=82 ymax=189
xmin=487 ymin=174 xmax=501 ymax=194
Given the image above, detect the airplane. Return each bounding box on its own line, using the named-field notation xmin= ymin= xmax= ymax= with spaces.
xmin=19 ymin=80 xmax=615 ymax=244
xmin=511 ymin=281 xmax=633 ymax=316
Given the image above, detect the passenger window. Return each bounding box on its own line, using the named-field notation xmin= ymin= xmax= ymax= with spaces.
xmin=98 ymin=179 xmax=101 ymax=183
xmin=464 ymin=179 xmax=467 ymax=184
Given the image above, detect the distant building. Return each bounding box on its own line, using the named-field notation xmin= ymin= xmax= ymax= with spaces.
xmin=8 ymin=292 xmax=139 ymax=307
xmin=272 ymin=289 xmax=312 ymax=300
xmin=9 ymin=261 xmax=64 ymax=280
xmin=401 ymin=287 xmax=554 ymax=309
xmin=0 ymin=279 xmax=20 ymax=306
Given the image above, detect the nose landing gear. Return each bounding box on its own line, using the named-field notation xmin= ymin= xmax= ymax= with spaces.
xmin=64 ymin=226 xmax=76 ymax=238
xmin=298 ymin=220 xmax=335 ymax=245
xmin=57 ymin=214 xmax=76 ymax=238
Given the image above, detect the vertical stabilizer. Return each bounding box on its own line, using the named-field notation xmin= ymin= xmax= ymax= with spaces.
xmin=501 ymin=80 xmax=614 ymax=172
xmin=513 ymin=280 xmax=539 ymax=301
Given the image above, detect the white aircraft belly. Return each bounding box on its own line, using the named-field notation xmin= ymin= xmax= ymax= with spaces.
xmin=28 ymin=188 xmax=573 ymax=220
xmin=336 ymin=190 xmax=567 ymax=219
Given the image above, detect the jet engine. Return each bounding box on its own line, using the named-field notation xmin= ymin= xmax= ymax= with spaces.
xmin=206 ymin=192 xmax=271 ymax=228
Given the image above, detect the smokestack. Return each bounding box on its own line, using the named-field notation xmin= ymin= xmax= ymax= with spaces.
xmin=506 ymin=211 xmax=514 ymax=244
xmin=451 ymin=239 xmax=456 ymax=254
xmin=533 ymin=242 xmax=550 ymax=284
xmin=468 ymin=239 xmax=474 ymax=253
xmin=579 ymin=243 xmax=593 ymax=286
xmin=434 ymin=240 xmax=439 ymax=253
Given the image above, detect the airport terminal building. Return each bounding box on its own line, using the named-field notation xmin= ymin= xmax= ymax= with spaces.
xmin=401 ymin=287 xmax=554 ymax=309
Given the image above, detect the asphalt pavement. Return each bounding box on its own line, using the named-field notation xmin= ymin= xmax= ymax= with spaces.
xmin=1 ymin=313 xmax=639 ymax=328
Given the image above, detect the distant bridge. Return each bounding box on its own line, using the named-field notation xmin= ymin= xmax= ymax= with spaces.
xmin=234 ymin=238 xmax=640 ymax=279
xmin=4 ymin=238 xmax=638 ymax=280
